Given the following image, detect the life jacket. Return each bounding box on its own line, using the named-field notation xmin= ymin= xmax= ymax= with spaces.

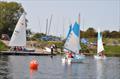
xmin=68 ymin=53 xmax=72 ymax=58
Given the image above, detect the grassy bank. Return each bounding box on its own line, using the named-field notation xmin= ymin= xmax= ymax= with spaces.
xmin=0 ymin=40 xmax=8 ymax=51
xmin=104 ymin=46 xmax=120 ymax=56
xmin=46 ymin=40 xmax=120 ymax=56
xmin=85 ymin=38 xmax=120 ymax=56
xmin=0 ymin=39 xmax=120 ymax=56
xmin=86 ymin=45 xmax=120 ymax=57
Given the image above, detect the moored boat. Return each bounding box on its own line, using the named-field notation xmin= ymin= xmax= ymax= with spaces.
xmin=9 ymin=13 xmax=35 ymax=52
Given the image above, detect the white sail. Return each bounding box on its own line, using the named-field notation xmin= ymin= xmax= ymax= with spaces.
xmin=97 ymin=29 xmax=104 ymax=54
xmin=9 ymin=13 xmax=26 ymax=46
xmin=64 ymin=22 xmax=80 ymax=54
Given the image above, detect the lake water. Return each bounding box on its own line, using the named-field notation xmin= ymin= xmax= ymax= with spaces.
xmin=0 ymin=55 xmax=120 ymax=79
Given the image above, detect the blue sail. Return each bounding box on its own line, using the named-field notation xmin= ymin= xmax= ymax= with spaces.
xmin=66 ymin=24 xmax=72 ymax=40
xmin=72 ymin=22 xmax=80 ymax=37
xmin=64 ymin=22 xmax=81 ymax=54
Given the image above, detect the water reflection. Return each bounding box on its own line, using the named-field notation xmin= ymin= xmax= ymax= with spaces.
xmin=96 ymin=60 xmax=105 ymax=79
xmin=96 ymin=58 xmax=120 ymax=79
xmin=0 ymin=56 xmax=12 ymax=79
xmin=62 ymin=64 xmax=72 ymax=79
xmin=29 ymin=69 xmax=38 ymax=79
xmin=0 ymin=56 xmax=120 ymax=79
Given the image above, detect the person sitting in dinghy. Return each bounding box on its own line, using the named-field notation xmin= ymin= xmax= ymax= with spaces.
xmin=68 ymin=52 xmax=74 ymax=58
xmin=79 ymin=50 xmax=85 ymax=56
xmin=99 ymin=51 xmax=105 ymax=57
xmin=66 ymin=51 xmax=69 ymax=58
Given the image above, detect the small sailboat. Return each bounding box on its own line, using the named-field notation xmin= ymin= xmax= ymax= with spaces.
xmin=43 ymin=47 xmax=51 ymax=53
xmin=94 ymin=29 xmax=106 ymax=59
xmin=9 ymin=13 xmax=35 ymax=52
xmin=62 ymin=22 xmax=85 ymax=64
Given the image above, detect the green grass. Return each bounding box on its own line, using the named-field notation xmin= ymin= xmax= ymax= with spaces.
xmin=0 ymin=38 xmax=120 ymax=56
xmin=0 ymin=40 xmax=8 ymax=51
xmin=104 ymin=46 xmax=120 ymax=56
xmin=37 ymin=40 xmax=64 ymax=48
xmin=87 ymin=45 xmax=120 ymax=56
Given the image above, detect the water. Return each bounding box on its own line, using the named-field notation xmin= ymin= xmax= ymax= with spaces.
xmin=0 ymin=55 xmax=120 ymax=79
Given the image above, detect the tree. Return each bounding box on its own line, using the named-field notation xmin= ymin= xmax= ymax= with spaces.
xmin=80 ymin=30 xmax=88 ymax=38
xmin=110 ymin=31 xmax=120 ymax=38
xmin=85 ymin=27 xmax=96 ymax=38
xmin=103 ymin=30 xmax=110 ymax=38
xmin=33 ymin=33 xmax=46 ymax=40
xmin=0 ymin=1 xmax=24 ymax=37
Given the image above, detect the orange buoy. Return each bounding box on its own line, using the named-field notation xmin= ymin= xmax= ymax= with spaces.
xmin=30 ymin=59 xmax=38 ymax=70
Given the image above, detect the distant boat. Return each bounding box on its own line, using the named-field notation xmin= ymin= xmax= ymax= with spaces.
xmin=62 ymin=22 xmax=85 ymax=64
xmin=94 ymin=29 xmax=106 ymax=59
xmin=9 ymin=13 xmax=35 ymax=52
xmin=43 ymin=47 xmax=51 ymax=53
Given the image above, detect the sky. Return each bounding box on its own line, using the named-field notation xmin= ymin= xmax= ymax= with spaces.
xmin=2 ymin=0 xmax=120 ymax=37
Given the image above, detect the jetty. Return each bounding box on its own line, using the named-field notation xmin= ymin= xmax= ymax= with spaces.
xmin=0 ymin=51 xmax=56 ymax=56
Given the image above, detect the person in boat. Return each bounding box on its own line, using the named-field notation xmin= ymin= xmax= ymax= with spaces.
xmin=98 ymin=51 xmax=105 ymax=57
xmin=65 ymin=51 xmax=71 ymax=58
xmin=68 ymin=52 xmax=73 ymax=58
xmin=65 ymin=51 xmax=69 ymax=58
xmin=79 ymin=50 xmax=84 ymax=56
xmin=13 ymin=46 xmax=16 ymax=51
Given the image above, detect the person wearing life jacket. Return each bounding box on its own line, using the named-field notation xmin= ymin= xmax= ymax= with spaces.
xmin=65 ymin=51 xmax=69 ymax=58
xmin=100 ymin=51 xmax=105 ymax=57
xmin=79 ymin=50 xmax=84 ymax=56
xmin=68 ymin=52 xmax=74 ymax=58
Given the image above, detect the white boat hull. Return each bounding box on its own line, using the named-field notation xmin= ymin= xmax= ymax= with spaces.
xmin=24 ymin=48 xmax=35 ymax=52
xmin=94 ymin=55 xmax=106 ymax=60
xmin=62 ymin=55 xmax=85 ymax=64
xmin=43 ymin=47 xmax=51 ymax=53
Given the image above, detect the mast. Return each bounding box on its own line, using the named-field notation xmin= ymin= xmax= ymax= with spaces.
xmin=78 ymin=13 xmax=81 ymax=50
xmin=62 ymin=17 xmax=65 ymax=39
xmin=78 ymin=13 xmax=80 ymax=25
xmin=45 ymin=19 xmax=48 ymax=35
xmin=48 ymin=14 xmax=53 ymax=35
xmin=39 ymin=19 xmax=41 ymax=33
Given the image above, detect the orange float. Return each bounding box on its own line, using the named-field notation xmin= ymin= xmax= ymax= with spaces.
xmin=29 ymin=59 xmax=38 ymax=70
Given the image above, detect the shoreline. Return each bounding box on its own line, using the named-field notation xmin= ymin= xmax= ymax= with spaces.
xmin=0 ymin=51 xmax=56 ymax=56
xmin=0 ymin=51 xmax=120 ymax=57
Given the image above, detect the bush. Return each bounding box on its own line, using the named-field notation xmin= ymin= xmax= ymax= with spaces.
xmin=0 ymin=40 xmax=8 ymax=51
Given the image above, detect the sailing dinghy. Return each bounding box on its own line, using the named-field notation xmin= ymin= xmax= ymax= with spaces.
xmin=94 ymin=29 xmax=106 ymax=59
xmin=9 ymin=13 xmax=35 ymax=52
xmin=62 ymin=22 xmax=85 ymax=64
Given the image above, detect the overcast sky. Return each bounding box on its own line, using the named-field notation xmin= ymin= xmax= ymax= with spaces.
xmin=2 ymin=0 xmax=120 ymax=37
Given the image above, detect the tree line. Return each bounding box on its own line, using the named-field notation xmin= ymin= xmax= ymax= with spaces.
xmin=80 ymin=28 xmax=120 ymax=38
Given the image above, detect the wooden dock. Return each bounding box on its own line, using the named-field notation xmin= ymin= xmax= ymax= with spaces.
xmin=0 ymin=51 xmax=56 ymax=56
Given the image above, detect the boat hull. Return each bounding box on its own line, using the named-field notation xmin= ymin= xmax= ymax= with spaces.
xmin=43 ymin=47 xmax=51 ymax=53
xmin=62 ymin=55 xmax=85 ymax=64
xmin=94 ymin=55 xmax=106 ymax=60
xmin=24 ymin=49 xmax=35 ymax=52
xmin=24 ymin=48 xmax=35 ymax=52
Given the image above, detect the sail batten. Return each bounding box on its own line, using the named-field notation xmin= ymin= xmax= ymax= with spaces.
xmin=9 ymin=13 xmax=26 ymax=46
